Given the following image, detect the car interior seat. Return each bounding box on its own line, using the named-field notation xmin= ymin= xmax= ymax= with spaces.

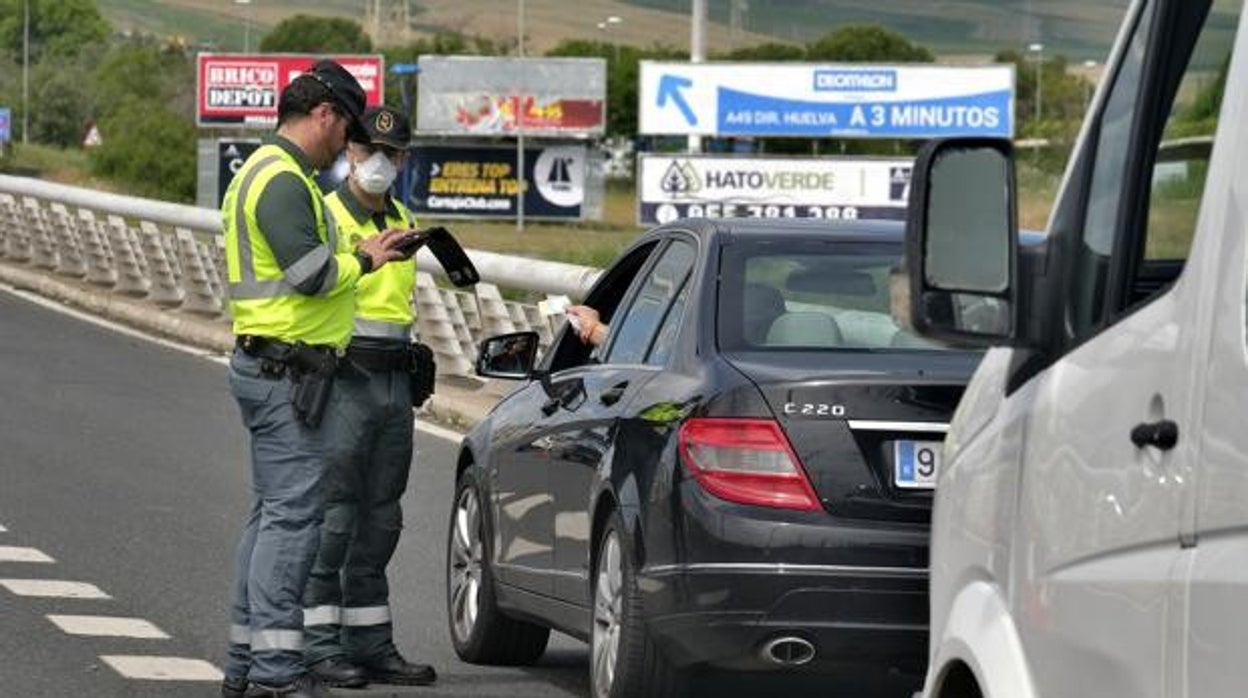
xmin=765 ymin=312 xmax=845 ymax=347
xmin=743 ymin=283 xmax=787 ymax=345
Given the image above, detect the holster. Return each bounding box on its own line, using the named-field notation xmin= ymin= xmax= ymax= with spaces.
xmin=287 ymin=342 xmax=339 ymax=428
xmin=409 ymin=342 xmax=437 ymax=408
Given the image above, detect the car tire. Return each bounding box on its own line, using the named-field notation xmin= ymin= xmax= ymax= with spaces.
xmin=590 ymin=512 xmax=685 ymax=698
xmin=446 ymin=473 xmax=550 ymax=665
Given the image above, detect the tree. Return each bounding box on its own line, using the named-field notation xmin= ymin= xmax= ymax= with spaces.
xmin=30 ymin=51 xmax=101 ymax=146
xmin=90 ymin=99 xmax=197 ymax=202
xmin=259 ymin=15 xmax=372 ymax=54
xmin=806 ymin=25 xmax=934 ymax=62
xmin=720 ymin=42 xmax=805 ymax=61
xmin=0 ymin=0 xmax=110 ymax=62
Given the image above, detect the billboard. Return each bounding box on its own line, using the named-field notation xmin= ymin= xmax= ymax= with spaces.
xmin=216 ymin=139 xmax=262 ymax=207
xmin=196 ymin=53 xmax=385 ymax=128
xmin=637 ymin=154 xmax=912 ymax=225
xmin=409 ymin=144 xmax=588 ymax=219
xmin=639 ymin=62 xmax=1014 ymax=138
xmin=417 ymin=56 xmax=606 ymax=136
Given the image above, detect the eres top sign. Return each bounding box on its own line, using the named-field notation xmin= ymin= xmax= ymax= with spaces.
xmin=639 ymin=62 xmax=1015 ymax=139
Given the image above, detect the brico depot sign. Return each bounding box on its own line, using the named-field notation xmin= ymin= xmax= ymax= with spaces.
xmin=196 ymin=53 xmax=385 ymax=128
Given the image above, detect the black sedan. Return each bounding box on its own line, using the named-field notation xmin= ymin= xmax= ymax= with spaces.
xmin=445 ymin=218 xmax=976 ymax=697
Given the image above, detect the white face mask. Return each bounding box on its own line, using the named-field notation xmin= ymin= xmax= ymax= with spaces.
xmin=352 ymin=151 xmax=397 ymax=194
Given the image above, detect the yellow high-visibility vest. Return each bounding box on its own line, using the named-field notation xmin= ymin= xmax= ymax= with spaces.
xmin=324 ymin=190 xmax=417 ymax=342
xmin=223 ymin=144 xmax=362 ymax=349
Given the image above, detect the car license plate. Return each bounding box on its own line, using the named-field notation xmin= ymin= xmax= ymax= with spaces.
xmin=894 ymin=440 xmax=942 ymax=489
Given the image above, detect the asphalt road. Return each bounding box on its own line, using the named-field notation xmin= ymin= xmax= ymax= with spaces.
xmin=0 ymin=288 xmax=589 ymax=698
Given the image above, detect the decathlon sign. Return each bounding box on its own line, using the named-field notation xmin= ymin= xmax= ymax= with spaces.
xmin=637 ymin=154 xmax=912 ymax=225
xmin=639 ymin=62 xmax=1014 ymax=138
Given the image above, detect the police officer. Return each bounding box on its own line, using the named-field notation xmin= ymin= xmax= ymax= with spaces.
xmin=302 ymin=106 xmax=437 ymax=687
xmin=221 ymin=62 xmax=411 ymax=698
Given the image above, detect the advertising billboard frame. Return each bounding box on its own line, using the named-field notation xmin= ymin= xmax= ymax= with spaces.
xmin=415 ymin=55 xmax=607 ymax=138
xmin=195 ymin=53 xmax=386 ymax=129
xmin=635 ymin=152 xmax=913 ymax=227
xmin=638 ymin=61 xmax=1016 ymax=139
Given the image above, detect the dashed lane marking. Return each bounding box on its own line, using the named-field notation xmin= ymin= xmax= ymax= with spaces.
xmin=0 ymin=546 xmax=55 ymax=563
xmin=48 ymin=615 xmax=170 ymax=639
xmin=0 ymin=524 xmax=8 ymax=532
xmin=100 ymin=656 xmax=224 ymax=682
xmin=0 ymin=579 xmax=112 ymax=599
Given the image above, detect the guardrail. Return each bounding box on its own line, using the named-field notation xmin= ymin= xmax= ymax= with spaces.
xmin=0 ymin=174 xmax=604 ymax=378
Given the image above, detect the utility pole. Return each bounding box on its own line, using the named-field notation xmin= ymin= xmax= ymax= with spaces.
xmin=1029 ymin=43 xmax=1044 ymax=126
xmin=688 ymin=0 xmax=705 ymax=154
xmin=22 ymin=0 xmax=30 ymax=145
xmin=516 ymin=0 xmax=526 ymax=233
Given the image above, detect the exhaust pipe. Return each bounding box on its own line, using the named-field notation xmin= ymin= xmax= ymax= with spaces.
xmin=761 ymin=636 xmax=816 ymax=666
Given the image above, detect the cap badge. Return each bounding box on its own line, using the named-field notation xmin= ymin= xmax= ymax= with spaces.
xmin=376 ymin=111 xmax=394 ymax=133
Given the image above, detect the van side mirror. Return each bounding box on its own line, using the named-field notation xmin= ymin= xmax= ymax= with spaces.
xmin=897 ymin=138 xmax=1018 ymax=345
xmin=476 ymin=331 xmax=540 ymax=380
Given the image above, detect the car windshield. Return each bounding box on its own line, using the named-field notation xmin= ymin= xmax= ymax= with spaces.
xmin=718 ymin=239 xmax=947 ymax=352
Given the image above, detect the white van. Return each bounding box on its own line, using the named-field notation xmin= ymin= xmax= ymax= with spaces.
xmin=895 ymin=0 xmax=1247 ymax=696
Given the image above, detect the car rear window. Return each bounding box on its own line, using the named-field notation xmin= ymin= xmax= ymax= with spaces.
xmin=718 ymin=240 xmax=947 ymax=352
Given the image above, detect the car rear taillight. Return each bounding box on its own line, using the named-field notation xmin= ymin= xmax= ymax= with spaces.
xmin=678 ymin=418 xmax=822 ymax=512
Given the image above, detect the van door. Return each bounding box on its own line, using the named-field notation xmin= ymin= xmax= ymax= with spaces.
xmin=1011 ymin=1 xmax=1236 ymax=696
xmin=1183 ymin=6 xmax=1248 ymax=694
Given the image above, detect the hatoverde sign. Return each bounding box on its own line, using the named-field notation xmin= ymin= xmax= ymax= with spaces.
xmin=409 ymin=144 xmax=587 ymax=219
xmin=637 ymin=154 xmax=912 ymax=225
xmin=639 ymin=62 xmax=1015 ymax=138
xmin=196 ymin=54 xmax=385 ymax=128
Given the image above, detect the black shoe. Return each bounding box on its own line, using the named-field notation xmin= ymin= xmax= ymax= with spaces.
xmin=221 ymin=675 xmax=249 ymax=698
xmin=358 ymin=652 xmax=437 ymax=686
xmin=307 ymin=655 xmax=368 ymax=688
xmin=244 ymin=673 xmax=333 ymax=697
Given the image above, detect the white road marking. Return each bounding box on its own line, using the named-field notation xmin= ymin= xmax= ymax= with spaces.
xmin=416 ymin=418 xmax=463 ymax=443
xmin=0 ymin=524 xmax=8 ymax=532
xmin=0 ymin=579 xmax=111 ymax=599
xmin=100 ymin=656 xmax=223 ymax=682
xmin=0 ymin=284 xmax=227 ymax=362
xmin=48 ymin=615 xmax=170 ymax=639
xmin=0 ymin=546 xmax=55 ymax=563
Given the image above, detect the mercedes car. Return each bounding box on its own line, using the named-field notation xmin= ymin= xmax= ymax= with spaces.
xmin=445 ymin=218 xmax=979 ymax=697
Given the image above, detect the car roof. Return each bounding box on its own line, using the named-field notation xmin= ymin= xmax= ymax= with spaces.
xmin=648 ymin=217 xmax=1046 ymax=247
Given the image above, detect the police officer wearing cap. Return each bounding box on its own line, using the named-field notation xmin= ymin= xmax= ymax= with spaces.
xmin=301 ymin=105 xmax=437 ymax=688
xmin=220 ymin=61 xmax=412 ymax=698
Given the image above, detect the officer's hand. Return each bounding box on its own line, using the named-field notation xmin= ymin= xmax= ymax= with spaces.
xmin=357 ymin=229 xmax=409 ymax=269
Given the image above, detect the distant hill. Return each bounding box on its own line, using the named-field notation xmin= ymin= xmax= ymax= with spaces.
xmin=98 ymin=0 xmax=1134 ymax=61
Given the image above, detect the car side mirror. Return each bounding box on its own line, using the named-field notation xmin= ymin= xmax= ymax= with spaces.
xmin=476 ymin=331 xmax=540 ymax=380
xmin=896 ymin=138 xmax=1018 ymax=345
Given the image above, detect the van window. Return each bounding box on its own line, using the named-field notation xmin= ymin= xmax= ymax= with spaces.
xmin=1068 ymin=0 xmax=1241 ymax=339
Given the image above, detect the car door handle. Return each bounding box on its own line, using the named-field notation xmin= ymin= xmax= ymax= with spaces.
xmin=541 ymin=396 xmax=561 ymax=416
xmin=600 ymin=381 xmax=629 ymax=406
xmin=1130 ymin=420 xmax=1179 ymax=451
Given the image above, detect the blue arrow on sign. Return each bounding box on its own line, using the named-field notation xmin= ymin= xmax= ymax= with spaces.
xmin=657 ymin=74 xmax=697 ymax=126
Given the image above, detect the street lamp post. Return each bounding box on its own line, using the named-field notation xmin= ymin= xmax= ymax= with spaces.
xmin=236 ymin=0 xmax=253 ymax=53
xmin=597 ymin=15 xmax=622 ymax=64
xmin=22 ymin=0 xmax=30 ymax=145
xmin=516 ymin=0 xmax=526 ymax=233
xmin=1083 ymin=59 xmax=1098 ymax=112
xmin=1028 ymin=42 xmax=1044 ymax=126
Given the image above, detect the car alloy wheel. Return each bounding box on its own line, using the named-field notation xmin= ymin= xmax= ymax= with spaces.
xmin=449 ymin=484 xmax=483 ymax=643
xmin=591 ymin=530 xmax=623 ymax=698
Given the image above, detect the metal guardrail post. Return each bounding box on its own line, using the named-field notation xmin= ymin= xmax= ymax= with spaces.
xmin=139 ymin=221 xmax=185 ymax=307
xmin=106 ymin=215 xmax=151 ymax=297
xmin=49 ymin=203 xmax=88 ymax=279
xmin=77 ymin=210 xmax=119 ymax=287
xmin=175 ymin=227 xmax=223 ymax=316
xmin=24 ymin=197 xmax=58 ymax=270
xmin=474 ymin=283 xmax=517 ymax=337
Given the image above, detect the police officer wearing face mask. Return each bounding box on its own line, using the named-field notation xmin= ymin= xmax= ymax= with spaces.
xmin=301 ymin=106 xmax=437 ymax=689
xmin=221 ymin=63 xmax=413 ymax=698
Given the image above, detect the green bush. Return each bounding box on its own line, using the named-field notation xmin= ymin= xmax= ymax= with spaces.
xmin=89 ymin=99 xmax=196 ymax=202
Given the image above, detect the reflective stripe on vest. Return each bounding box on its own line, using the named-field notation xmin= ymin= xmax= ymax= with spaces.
xmin=354 ymin=318 xmax=412 ymax=340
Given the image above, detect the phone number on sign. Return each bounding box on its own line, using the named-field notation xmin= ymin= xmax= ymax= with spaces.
xmin=686 ymin=203 xmax=860 ymax=219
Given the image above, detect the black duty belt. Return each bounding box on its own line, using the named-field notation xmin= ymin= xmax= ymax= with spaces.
xmin=346 ymin=344 xmax=411 ymax=372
